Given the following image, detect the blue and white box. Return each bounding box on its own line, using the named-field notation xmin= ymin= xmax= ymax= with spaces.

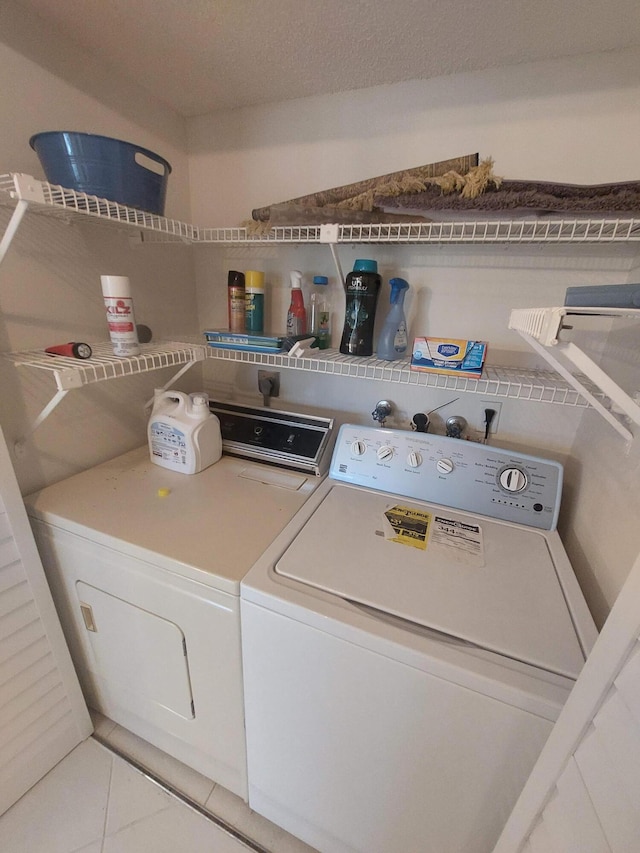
xmin=410 ymin=337 xmax=487 ymax=378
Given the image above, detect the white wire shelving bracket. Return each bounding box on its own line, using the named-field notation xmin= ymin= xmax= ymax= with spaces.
xmin=509 ymin=307 xmax=640 ymax=441
xmin=5 ymin=341 xmax=206 ymax=443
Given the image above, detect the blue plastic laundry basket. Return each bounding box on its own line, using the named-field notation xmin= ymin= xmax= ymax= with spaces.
xmin=29 ymin=131 xmax=172 ymax=215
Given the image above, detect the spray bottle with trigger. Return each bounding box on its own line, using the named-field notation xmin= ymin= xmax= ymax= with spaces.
xmin=287 ymin=270 xmax=307 ymax=336
xmin=377 ymin=277 xmax=409 ymax=360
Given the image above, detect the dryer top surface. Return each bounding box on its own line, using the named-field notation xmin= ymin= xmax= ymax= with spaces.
xmin=26 ymin=446 xmax=320 ymax=594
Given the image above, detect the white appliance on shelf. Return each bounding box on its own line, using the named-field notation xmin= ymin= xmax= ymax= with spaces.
xmin=24 ymin=401 xmax=333 ymax=801
xmin=240 ymin=424 xmax=598 ymax=853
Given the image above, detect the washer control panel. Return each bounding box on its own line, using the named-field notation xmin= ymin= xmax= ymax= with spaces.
xmin=330 ymin=424 xmax=563 ymax=530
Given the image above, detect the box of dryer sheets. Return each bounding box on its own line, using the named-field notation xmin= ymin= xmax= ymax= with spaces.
xmin=410 ymin=337 xmax=487 ymax=378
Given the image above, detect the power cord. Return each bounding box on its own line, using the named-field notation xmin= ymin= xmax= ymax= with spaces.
xmin=258 ymin=375 xmax=274 ymax=407
xmin=483 ymin=408 xmax=497 ymax=443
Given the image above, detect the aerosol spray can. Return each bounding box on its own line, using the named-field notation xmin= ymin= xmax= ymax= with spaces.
xmin=100 ymin=275 xmax=140 ymax=357
xmin=245 ymin=270 xmax=265 ymax=333
xmin=227 ymin=270 xmax=246 ymax=332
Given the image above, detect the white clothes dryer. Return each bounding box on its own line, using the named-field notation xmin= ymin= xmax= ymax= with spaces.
xmin=240 ymin=424 xmax=598 ymax=853
xmin=26 ymin=401 xmax=333 ymax=800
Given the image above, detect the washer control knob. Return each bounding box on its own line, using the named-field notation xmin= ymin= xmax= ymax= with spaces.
xmin=499 ymin=466 xmax=528 ymax=492
xmin=377 ymin=445 xmax=394 ymax=461
xmin=351 ymin=440 xmax=367 ymax=456
xmin=436 ymin=458 xmax=454 ymax=474
xmin=407 ymin=451 xmax=422 ymax=468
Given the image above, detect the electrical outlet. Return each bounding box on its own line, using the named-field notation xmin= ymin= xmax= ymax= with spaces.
xmin=479 ymin=401 xmax=502 ymax=435
xmin=258 ymin=370 xmax=280 ymax=398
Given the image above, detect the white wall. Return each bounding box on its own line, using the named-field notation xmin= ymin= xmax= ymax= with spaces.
xmin=188 ymin=49 xmax=640 ymax=626
xmin=188 ymin=49 xmax=640 ymax=226
xmin=0 ymin=3 xmax=198 ymax=495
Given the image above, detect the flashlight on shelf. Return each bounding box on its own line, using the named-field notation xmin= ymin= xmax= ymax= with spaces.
xmin=45 ymin=342 xmax=93 ymax=359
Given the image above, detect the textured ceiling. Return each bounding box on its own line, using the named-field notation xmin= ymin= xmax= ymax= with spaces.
xmin=13 ymin=0 xmax=640 ymax=117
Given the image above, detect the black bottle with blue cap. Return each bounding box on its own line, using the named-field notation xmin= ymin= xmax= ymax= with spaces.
xmin=339 ymin=259 xmax=381 ymax=356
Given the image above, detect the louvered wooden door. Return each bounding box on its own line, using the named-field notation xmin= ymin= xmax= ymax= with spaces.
xmin=494 ymin=550 xmax=640 ymax=852
xmin=0 ymin=429 xmax=91 ymax=815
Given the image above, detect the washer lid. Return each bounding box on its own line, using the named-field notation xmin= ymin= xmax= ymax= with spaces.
xmin=274 ymin=485 xmax=585 ymax=679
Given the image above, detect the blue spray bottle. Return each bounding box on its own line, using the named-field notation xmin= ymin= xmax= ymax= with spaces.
xmin=377 ymin=277 xmax=410 ymax=360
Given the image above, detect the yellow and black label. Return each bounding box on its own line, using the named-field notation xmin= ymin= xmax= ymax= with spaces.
xmin=384 ymin=505 xmax=432 ymax=550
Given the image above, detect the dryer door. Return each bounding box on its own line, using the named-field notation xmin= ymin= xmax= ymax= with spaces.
xmin=76 ymin=582 xmax=195 ymax=720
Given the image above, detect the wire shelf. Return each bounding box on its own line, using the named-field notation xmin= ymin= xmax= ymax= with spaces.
xmin=335 ymin=219 xmax=640 ymax=244
xmin=0 ymin=174 xmax=16 ymax=195
xmin=510 ymin=306 xmax=640 ymax=347
xmin=6 ymin=341 xmax=206 ymax=390
xmin=205 ymin=346 xmax=603 ymax=406
xmin=196 ymin=219 xmax=640 ymax=245
xmin=198 ymin=225 xmax=323 ymax=244
xmin=0 ymin=173 xmax=198 ymax=242
xmin=4 ymin=335 xmax=607 ymax=408
xmin=3 ymin=173 xmax=640 ymax=246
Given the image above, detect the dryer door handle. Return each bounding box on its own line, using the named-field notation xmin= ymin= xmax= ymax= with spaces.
xmin=80 ymin=602 xmax=97 ymax=632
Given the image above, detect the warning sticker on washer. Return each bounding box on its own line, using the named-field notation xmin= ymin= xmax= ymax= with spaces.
xmin=431 ymin=515 xmax=485 ymax=566
xmin=383 ymin=505 xmax=431 ymax=550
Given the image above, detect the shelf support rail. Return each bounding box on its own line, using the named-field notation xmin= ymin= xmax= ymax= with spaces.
xmin=510 ymin=307 xmax=640 ymax=442
xmin=143 ymin=358 xmax=202 ymax=409
xmin=320 ymin=224 xmax=345 ymax=284
xmin=1 ymin=174 xmax=51 ymax=267
xmin=0 ymin=199 xmax=29 ymax=267
xmin=513 ymin=333 xmax=633 ymax=441
xmin=16 ymin=389 xmax=70 ymax=449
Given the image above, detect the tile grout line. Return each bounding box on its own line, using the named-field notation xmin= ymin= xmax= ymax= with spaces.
xmin=101 ymin=749 xmax=114 ymax=853
xmin=102 ymin=764 xmax=175 ymax=839
xmin=91 ymin=735 xmax=269 ymax=853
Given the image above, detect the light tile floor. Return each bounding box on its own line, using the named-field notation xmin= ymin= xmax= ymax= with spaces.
xmin=0 ymin=712 xmax=318 ymax=853
xmin=0 ymin=738 xmax=250 ymax=853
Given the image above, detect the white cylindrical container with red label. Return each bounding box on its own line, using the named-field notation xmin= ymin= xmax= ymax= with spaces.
xmin=100 ymin=275 xmax=140 ymax=357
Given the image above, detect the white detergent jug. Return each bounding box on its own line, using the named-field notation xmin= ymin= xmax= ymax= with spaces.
xmin=148 ymin=390 xmax=222 ymax=474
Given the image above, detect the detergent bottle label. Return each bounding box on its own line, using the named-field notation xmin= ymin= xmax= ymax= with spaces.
xmin=149 ymin=420 xmax=187 ymax=466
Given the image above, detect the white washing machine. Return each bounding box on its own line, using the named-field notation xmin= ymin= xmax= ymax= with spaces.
xmin=241 ymin=424 xmax=598 ymax=853
xmin=25 ymin=401 xmax=333 ymax=800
